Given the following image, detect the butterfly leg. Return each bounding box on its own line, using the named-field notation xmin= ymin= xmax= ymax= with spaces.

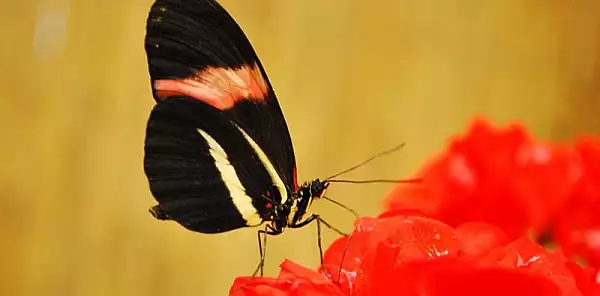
xmin=252 ymin=224 xmax=281 ymax=277
xmin=291 ymin=214 xmax=346 ymax=235
xmin=251 ymin=228 xmax=267 ymax=277
xmin=289 ymin=214 xmax=347 ymax=278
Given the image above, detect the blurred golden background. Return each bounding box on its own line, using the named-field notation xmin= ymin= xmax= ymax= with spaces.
xmin=2 ymin=0 xmax=600 ymax=295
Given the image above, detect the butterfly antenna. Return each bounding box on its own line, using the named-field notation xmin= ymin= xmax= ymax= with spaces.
xmin=327 ymin=178 xmax=422 ymax=184
xmin=323 ymin=142 xmax=406 ymax=181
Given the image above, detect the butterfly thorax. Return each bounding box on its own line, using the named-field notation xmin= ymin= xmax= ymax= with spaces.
xmin=268 ymin=179 xmax=328 ymax=233
xmin=290 ymin=179 xmax=328 ymax=225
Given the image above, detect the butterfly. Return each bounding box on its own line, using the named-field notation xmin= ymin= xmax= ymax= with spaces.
xmin=142 ymin=0 xmax=420 ymax=278
xmin=142 ymin=0 xmax=342 ymax=265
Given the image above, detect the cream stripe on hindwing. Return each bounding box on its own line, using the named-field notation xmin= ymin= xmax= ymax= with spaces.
xmin=233 ymin=124 xmax=289 ymax=206
xmin=196 ymin=128 xmax=263 ymax=226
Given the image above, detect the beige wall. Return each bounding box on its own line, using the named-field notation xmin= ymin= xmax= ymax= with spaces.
xmin=2 ymin=0 xmax=599 ymax=295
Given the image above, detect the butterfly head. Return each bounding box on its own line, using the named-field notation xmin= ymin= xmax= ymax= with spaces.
xmin=285 ymin=179 xmax=329 ymax=227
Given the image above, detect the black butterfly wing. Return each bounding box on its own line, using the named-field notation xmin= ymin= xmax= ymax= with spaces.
xmin=145 ymin=96 xmax=282 ymax=233
xmin=145 ymin=0 xmax=296 ymax=189
xmin=143 ymin=0 xmax=297 ymax=233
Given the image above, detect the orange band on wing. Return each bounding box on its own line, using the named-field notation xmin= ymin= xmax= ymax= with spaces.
xmin=293 ymin=168 xmax=299 ymax=192
xmin=154 ymin=63 xmax=269 ymax=110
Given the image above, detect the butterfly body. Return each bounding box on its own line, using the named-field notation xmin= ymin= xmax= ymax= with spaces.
xmin=143 ymin=0 xmax=328 ymax=236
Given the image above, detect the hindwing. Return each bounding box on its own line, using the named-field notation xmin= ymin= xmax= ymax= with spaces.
xmin=144 ymin=97 xmax=289 ymax=233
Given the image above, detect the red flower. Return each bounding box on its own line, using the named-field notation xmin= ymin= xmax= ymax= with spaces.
xmin=320 ymin=212 xmax=584 ymax=296
xmin=384 ymin=117 xmax=577 ymax=239
xmin=553 ymin=137 xmax=600 ymax=266
xmin=230 ymin=212 xmax=586 ymax=296
xmin=226 ymin=118 xmax=600 ymax=296
xmin=230 ymin=260 xmax=344 ymax=296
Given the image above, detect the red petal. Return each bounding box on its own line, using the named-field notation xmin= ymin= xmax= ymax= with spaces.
xmin=229 ymin=276 xmax=287 ymax=296
xmin=478 ymin=238 xmax=583 ymax=295
xmin=455 ymin=222 xmax=510 ymax=258
xmin=368 ymin=215 xmax=460 ymax=262
xmin=424 ymin=268 xmax=563 ymax=296
xmin=277 ymin=260 xmax=344 ymax=296
xmin=317 ymin=264 xmax=356 ymax=296
xmin=320 ymin=217 xmax=381 ymax=295
xmin=322 ymin=218 xmax=377 ymax=273
xmin=479 ymin=238 xmax=558 ymax=269
xmin=377 ymin=209 xmax=432 ymax=219
xmin=322 ymin=236 xmax=353 ymax=272
xmin=565 ymin=261 xmax=596 ymax=296
xmin=353 ymin=216 xmax=379 ymax=231
xmin=354 ymin=241 xmax=402 ymax=296
xmin=512 ymin=143 xmax=578 ymax=232
xmin=350 ymin=216 xmax=460 ymax=295
xmin=553 ymin=136 xmax=600 ymax=267
xmin=278 ymin=260 xmax=331 ymax=285
xmin=383 ymin=118 xmax=576 ymax=240
xmin=392 ymin=257 xmax=476 ymax=295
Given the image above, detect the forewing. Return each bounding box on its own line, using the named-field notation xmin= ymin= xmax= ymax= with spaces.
xmin=144 ymin=0 xmax=296 ymax=189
